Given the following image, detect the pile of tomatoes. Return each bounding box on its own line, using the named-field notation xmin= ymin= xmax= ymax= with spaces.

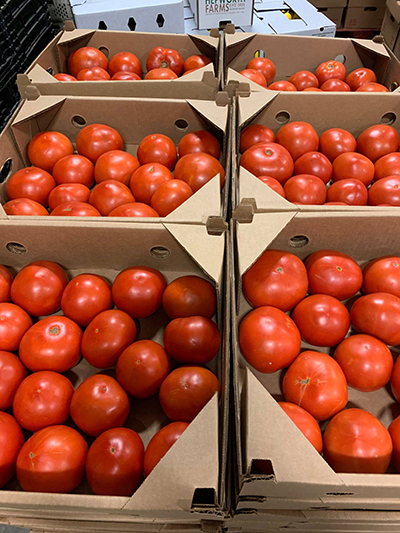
xmin=239 ymin=249 xmax=400 ymax=474
xmin=240 ymin=121 xmax=400 ymax=206
xmin=240 ymin=58 xmax=388 ymax=92
xmin=4 ymin=124 xmax=224 ymax=217
xmin=55 ymin=46 xmax=212 ymax=81
xmin=0 ymin=260 xmax=220 ymax=494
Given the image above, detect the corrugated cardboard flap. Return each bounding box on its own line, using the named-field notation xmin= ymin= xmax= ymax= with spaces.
xmin=58 ymin=29 xmax=97 ymax=45
xmin=21 ymin=65 xmax=56 ymax=83
xmin=12 ymin=96 xmax=67 ymax=125
xmin=238 ymin=167 xmax=294 ymax=213
xmin=227 ymin=69 xmax=267 ymax=94
xmin=187 ymin=100 xmax=228 ymax=132
xmin=352 ymin=38 xmax=390 ymax=58
xmin=238 ymin=91 xmax=278 ymax=128
xmin=190 ymin=34 xmax=220 ymax=50
xmin=225 ymin=32 xmax=255 ymax=49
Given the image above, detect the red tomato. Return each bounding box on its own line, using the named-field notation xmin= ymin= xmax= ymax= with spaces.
xmin=391 ymin=357 xmax=400 ymax=402
xmin=332 ymin=152 xmax=374 ymax=186
xmin=283 ymin=351 xmax=348 ymax=421
xmin=144 ymin=68 xmax=178 ymax=80
xmin=182 ymin=69 xmax=197 ymax=76
xmin=61 ymin=274 xmax=113 ymax=327
xmin=108 ymin=203 xmax=160 ymax=217
xmin=246 ymin=58 xmax=276 ymax=84
xmin=50 ymin=201 xmax=101 ymax=216
xmin=68 ymin=46 xmax=108 ymax=78
xmin=76 ymin=124 xmax=124 ymax=164
xmin=77 ymin=68 xmax=110 ymax=81
xmin=11 ymin=260 xmax=68 ymax=316
xmin=183 ymin=55 xmax=212 ymax=72
xmin=70 ymin=375 xmax=129 ymax=437
xmin=303 ymin=87 xmax=323 ymax=92
xmin=363 ymin=256 xmax=400 ymax=297
xmin=325 ymin=201 xmax=348 ymax=205
xmin=284 ymin=174 xmax=326 ymax=205
xmin=327 ymin=179 xmax=368 ymax=205
xmin=357 ymin=125 xmax=400 ymax=162
xmin=89 ymin=180 xmax=135 ymax=216
xmin=0 ymin=412 xmax=24 ymax=488
xmin=0 ymin=351 xmax=27 ymax=410
xmin=174 ymin=152 xmax=225 ymax=192
xmin=279 ymin=402 xmax=323 ymax=453
xmin=320 ymin=79 xmax=351 ymax=91
xmin=288 ymin=71 xmax=319 ymax=91
xmin=239 ymin=69 xmax=267 ymax=87
xmin=6 ymin=167 xmax=55 ymax=206
xmin=82 ymin=309 xmax=136 ymax=369
xmin=112 ymin=266 xmax=166 ymax=319
xmin=111 ymin=72 xmax=141 ymax=80
xmin=13 ymin=371 xmax=74 ymax=432
xmin=129 ymin=163 xmax=172 ymax=204
xmin=137 ymin=134 xmax=177 ymax=170
xmin=151 ymin=179 xmax=193 ymax=216
xmin=159 ymin=366 xmax=220 ymax=422
xmin=0 ymin=266 xmax=13 ymax=303
xmin=356 ymin=83 xmax=389 ymax=92
xmin=319 ymin=128 xmax=357 ymax=162
xmin=323 ymin=409 xmax=392 ymax=473
xmin=305 ymin=250 xmax=362 ymax=300
xmin=368 ymin=175 xmax=400 ymax=206
xmin=239 ymin=124 xmax=275 ymax=153
xmin=94 ymin=150 xmax=140 ymax=185
xmin=334 ymin=334 xmax=393 ymax=392
xmin=109 ymin=52 xmax=142 ymax=78
xmin=163 ymin=275 xmax=217 ymax=319
xmin=389 ymin=416 xmax=400 ymax=472
xmin=351 ymin=292 xmax=400 ymax=345
xmin=0 ymin=303 xmax=32 ymax=352
xmin=146 ymin=47 xmax=184 ymax=76
xmin=294 ymin=152 xmax=332 ymax=184
xmin=28 ymin=132 xmax=74 ymax=173
xmin=17 ymin=425 xmax=87 ymax=492
xmin=276 ymin=122 xmax=319 ymax=161
xmin=240 ymin=142 xmax=294 ymax=184
xmin=52 ymin=154 xmax=95 ymax=187
xmin=116 ymin=340 xmax=171 ymax=399
xmin=178 ymin=130 xmax=220 ymax=159
xmin=3 ymin=198 xmax=49 ymax=216
xmin=375 ymin=153 xmax=400 ymax=180
xmin=54 ymin=73 xmax=77 ymax=81
xmin=239 ymin=306 xmax=301 ymax=373
xmin=243 ymin=249 xmax=308 ymax=311
xmin=346 ymin=68 xmax=377 ymax=91
xmin=258 ymin=176 xmax=286 ymax=196
xmin=86 ymin=428 xmax=144 ymax=496
xmin=267 ymin=81 xmax=297 ymax=91
xmin=144 ymin=422 xmax=189 ymax=477
xmin=315 ymin=60 xmax=346 ymax=85
xmin=48 ymin=183 xmax=91 ymax=211
xmin=292 ymin=294 xmax=350 ymax=347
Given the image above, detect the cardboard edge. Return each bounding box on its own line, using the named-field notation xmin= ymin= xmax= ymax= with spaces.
xmin=187 ymin=100 xmax=229 ymax=132
xmin=57 ymin=29 xmax=97 ymax=44
xmin=352 ymin=38 xmax=390 ymax=58
xmin=237 ymin=92 xmax=278 ymax=129
xmin=226 ymin=69 xmax=267 ymax=94
xmin=12 ymin=96 xmax=67 ymax=124
xmin=224 ymin=32 xmax=255 ymax=49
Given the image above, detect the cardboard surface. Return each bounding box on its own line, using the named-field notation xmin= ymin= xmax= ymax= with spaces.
xmin=314 ymin=7 xmax=345 ymax=27
xmin=189 ymin=0 xmax=254 ymax=30
xmin=344 ymin=5 xmax=386 ymax=28
xmin=382 ymin=5 xmax=400 ymax=51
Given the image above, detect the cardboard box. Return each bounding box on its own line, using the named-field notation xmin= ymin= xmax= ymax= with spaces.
xmin=344 ymin=0 xmax=386 ymax=28
xmin=314 ymin=7 xmax=345 ymax=27
xmin=381 ymin=0 xmax=400 ymax=51
xmin=0 ymin=95 xmax=230 ymax=229
xmin=188 ymin=0 xmax=254 ymax=31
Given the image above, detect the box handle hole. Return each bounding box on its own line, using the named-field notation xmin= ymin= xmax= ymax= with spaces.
xmin=381 ymin=112 xmax=396 ymax=125
xmin=0 ymin=159 xmax=12 ymax=183
xmin=71 ymin=115 xmax=87 ymax=128
xmin=175 ymin=119 xmax=189 ymax=131
xmin=391 ymin=82 xmax=399 ymax=91
xmin=98 ymin=21 xmax=107 ymax=30
xmin=251 ymin=459 xmax=275 ymax=475
xmin=275 ymin=111 xmax=290 ymax=124
xmin=150 ymin=246 xmax=170 ymax=259
xmin=6 ymin=242 xmax=27 ymax=255
xmin=98 ymin=46 xmax=110 ymax=58
xmin=289 ymin=235 xmax=309 ymax=248
xmin=334 ymin=54 xmax=346 ymax=64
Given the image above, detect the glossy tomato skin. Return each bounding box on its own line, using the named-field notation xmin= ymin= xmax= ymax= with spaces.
xmin=239 ymin=124 xmax=275 ymax=153
xmin=54 ymin=73 xmax=77 ymax=81
xmin=315 ymin=60 xmax=346 ymax=85
xmin=240 ymin=69 xmax=267 ymax=87
xmin=137 ymin=134 xmax=177 ymax=170
xmin=82 ymin=309 xmax=136 ymax=369
xmin=53 ymin=154 xmax=94 ymax=187
xmin=162 ymin=275 xmax=217 ymax=319
xmin=76 ymin=124 xmax=124 ymax=164
xmin=279 ymin=402 xmax=323 ymax=453
xmin=283 ymin=351 xmax=348 ymax=421
xmin=19 ymin=316 xmax=81 ymax=372
xmin=294 ymin=152 xmax=332 ymax=184
xmin=246 ymin=58 xmax=276 ymax=84
xmin=242 ymin=249 xmax=308 ymax=311
xmin=276 ymin=122 xmax=319 ymax=161
xmin=6 ymin=167 xmax=55 ymax=206
xmin=357 ymin=125 xmax=399 ymax=163
xmin=356 ymin=83 xmax=389 ymax=92
xmin=116 ymin=340 xmax=171 ymax=398
xmin=28 ymin=132 xmax=74 ymax=173
xmin=11 ymin=260 xmax=68 ymax=316
xmin=48 ymin=183 xmax=91 ymax=211
xmin=332 ymin=152 xmax=374 ymax=186
xmin=68 ymin=47 xmax=108 ymax=77
xmin=94 ymin=150 xmax=140 ymax=185
xmin=0 ymin=266 xmax=12 ymax=303
xmin=327 ymin=179 xmax=368 ymax=205
xmin=183 ymin=55 xmax=212 ymax=72
xmin=346 ymin=68 xmax=377 ymax=90
xmin=305 ymin=250 xmax=362 ymax=300
xmin=89 ymin=180 xmax=135 ymax=216
xmin=267 ymin=81 xmax=297 ymax=91
xmin=391 ymin=357 xmax=400 ymax=402
xmin=0 ymin=412 xmax=24 ymax=488
xmin=0 ymin=351 xmax=27 ymax=410
xmin=146 ymin=47 xmax=183 ymax=76
xmin=150 ymin=179 xmax=193 ymax=216
xmin=239 ymin=306 xmax=301 ymax=373
xmin=323 ymin=409 xmax=392 ymax=474
xmin=86 ymin=428 xmax=144 ymax=496
xmin=178 ymin=130 xmax=220 ymax=159
xmin=13 ymin=371 xmax=74 ymax=432
xmin=3 ymin=198 xmax=49 ymax=216
xmin=363 ymin=256 xmax=400 ymax=297
xmin=319 ymin=128 xmax=357 ymax=162
xmin=284 ymin=174 xmax=326 ymax=205
xmin=334 ymin=334 xmax=393 ymax=392
xmin=240 ymin=142 xmax=294 ymax=184
xmin=129 ymin=163 xmax=173 ymax=204
xmin=174 ymin=153 xmax=225 ymax=192
xmin=159 ymin=366 xmax=220 ymax=422
xmin=109 ymin=52 xmax=142 ymax=77
xmin=320 ymin=79 xmax=351 ymax=91
xmin=144 ymin=68 xmax=178 ymax=80
xmin=17 ymin=425 xmax=87 ymax=493
xmin=368 ymin=175 xmax=400 ymax=206
xmin=389 ymin=416 xmax=400 ymax=472
xmin=77 ymin=67 xmax=110 ymax=80
xmin=288 ymin=71 xmax=319 ymax=91
xmin=51 ymin=201 xmax=101 ymax=216
xmin=0 ymin=303 xmax=32 ymax=352
xmin=112 ymin=71 xmax=141 ymax=80
xmin=258 ymin=176 xmax=286 ymax=196
xmin=144 ymin=422 xmax=189 ymax=477
xmin=112 ymin=266 xmax=166 ymax=319
xmin=351 ymin=292 xmax=400 ymax=345
xmin=375 ymin=153 xmax=400 ymax=180
xmin=303 ymin=87 xmax=323 ymax=92
xmin=70 ymin=375 xmax=130 ymax=437
xmin=108 ymin=203 xmax=159 ymax=217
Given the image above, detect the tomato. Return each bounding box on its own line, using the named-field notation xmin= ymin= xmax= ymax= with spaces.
xmin=89 ymin=180 xmax=135 ymax=216
xmin=239 ymin=306 xmax=301 ymax=373
xmin=68 ymin=47 xmax=108 ymax=77
xmin=144 ymin=68 xmax=178 ymax=80
xmin=17 ymin=425 xmax=87 ymax=493
xmin=0 ymin=351 xmax=27 ymax=410
xmin=13 ymin=371 xmax=74 ymax=432
xmin=368 ymin=175 xmax=400 ymax=206
xmin=239 ymin=69 xmax=267 ymax=87
xmin=334 ymin=334 xmax=393 ymax=392
xmin=267 ymin=81 xmax=297 ymax=91
xmin=162 ymin=275 xmax=216 ymax=319
xmin=288 ymin=71 xmax=319 ymax=91
xmin=279 ymin=402 xmax=323 ymax=453
xmin=239 ymin=125 xmax=275 ymax=153
xmin=94 ymin=150 xmax=140 ymax=185
xmin=363 ymin=256 xmax=400 ymax=297
xmin=284 ymin=174 xmax=326 ymax=205
xmin=346 ymin=68 xmax=377 ymax=91
xmin=82 ymin=309 xmax=136 ymax=369
xmin=0 ymin=303 xmax=31 ymax=352
xmin=137 ymin=134 xmax=177 ymax=170
xmin=70 ymin=375 xmax=129 ymax=437
xmin=144 ymin=422 xmax=189 ymax=477
xmin=276 ymin=122 xmax=319 ymax=162
xmin=303 ymin=87 xmax=323 ymax=92
xmin=150 ymin=180 xmax=193 ymax=216
xmin=283 ymin=351 xmax=348 ymax=421
xmin=52 ymin=154 xmax=95 ymax=187
xmin=146 ymin=47 xmax=184 ymax=76
xmin=77 ymin=68 xmax=110 ymax=81
xmin=51 ymin=201 xmax=101 ymax=216
xmin=305 ymin=250 xmax=362 ymax=300
xmin=178 ymin=130 xmax=220 ymax=159
xmin=240 ymin=142 xmax=294 ymax=184
xmin=174 ymin=152 xmax=225 ymax=192
xmin=159 ymin=366 xmax=219 ymax=422
xmin=292 ymin=294 xmax=350 ymax=347
xmin=184 ymin=55 xmax=212 ymax=72
xmin=293 ymin=152 xmax=332 ymax=184
xmin=108 ymin=203 xmax=160 ymax=217
xmin=246 ymin=58 xmax=276 ymax=84
xmin=3 ymin=198 xmax=49 ymax=216
xmin=54 ymin=73 xmax=77 ymax=81
xmin=325 ymin=201 xmax=348 ymax=205
xmin=48 ymin=183 xmax=90 ymax=211
xmin=357 ymin=125 xmax=399 ymax=163
xmin=61 ymin=274 xmax=113 ymax=327
xmin=391 ymin=357 xmax=400 ymax=402
xmin=243 ymin=249 xmax=308 ymax=311
xmin=112 ymin=266 xmax=166 ymax=319
xmin=182 ymin=69 xmax=197 ymax=76
xmin=351 ymin=292 xmax=400 ymax=345
xmin=0 ymin=266 xmax=12 ymax=303
xmin=258 ymin=176 xmax=286 ymax=196
xmin=6 ymin=167 xmax=55 ymax=206
xmin=389 ymin=416 xmax=400 ymax=472
xmin=129 ymin=163 xmax=172 ymax=204
xmin=76 ymin=124 xmax=124 ymax=164
xmin=375 ymin=153 xmax=400 ymax=180
xmin=323 ymin=409 xmax=392 ymax=474
xmin=315 ymin=60 xmax=346 ymax=85
xmin=320 ymin=79 xmax=350 ymax=91
xmin=111 ymin=72 xmax=141 ymax=80
xmin=356 ymin=83 xmax=389 ymax=92
xmin=0 ymin=412 xmax=23 ymax=488
xmin=332 ymin=152 xmax=374 ymax=186
xmin=116 ymin=340 xmax=171 ymax=399
xmin=86 ymin=428 xmax=144 ymax=496
xmin=327 ymin=179 xmax=368 ymax=205
xmin=319 ymin=128 xmax=357 ymax=162
xmin=109 ymin=52 xmax=142 ymax=78
xmin=28 ymin=132 xmax=74 ymax=173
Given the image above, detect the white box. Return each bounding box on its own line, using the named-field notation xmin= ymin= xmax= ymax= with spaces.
xmin=189 ymin=0 xmax=254 ymax=30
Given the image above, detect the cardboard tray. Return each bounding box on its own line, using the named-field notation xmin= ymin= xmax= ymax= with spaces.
xmin=0 ymin=95 xmax=231 ymax=230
